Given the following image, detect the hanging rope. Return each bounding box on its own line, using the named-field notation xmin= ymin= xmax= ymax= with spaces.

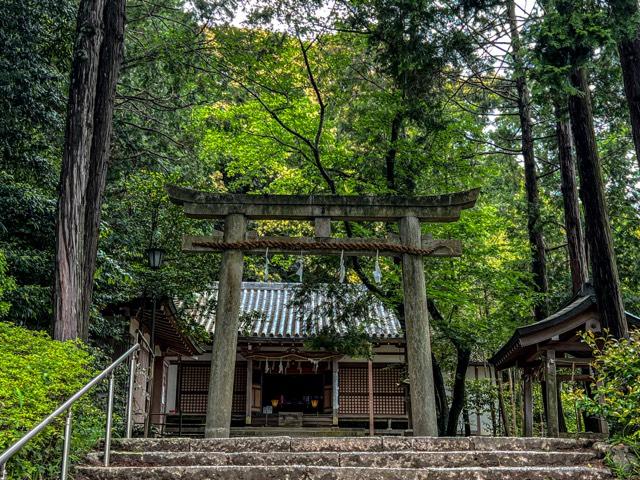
xmin=339 ymin=250 xmax=346 ymax=283
xmin=193 ymin=238 xmax=453 ymax=256
xmin=295 ymin=252 xmax=304 ymax=282
xmin=263 ymin=247 xmax=270 ymax=282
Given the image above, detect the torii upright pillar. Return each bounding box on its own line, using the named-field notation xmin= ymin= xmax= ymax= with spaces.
xmin=400 ymin=216 xmax=438 ymax=436
xmin=204 ymin=213 xmax=246 ymax=438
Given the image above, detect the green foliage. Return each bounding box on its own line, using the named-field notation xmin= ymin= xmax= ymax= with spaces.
xmin=0 ymin=251 xmax=16 ymax=315
xmin=572 ymin=331 xmax=640 ymax=441
xmin=0 ymin=322 xmax=105 ymax=479
xmin=292 ymin=283 xmax=378 ymax=358
xmin=465 ymin=378 xmax=498 ymax=416
xmin=2 ymin=0 xmax=640 ymax=444
xmin=0 ymin=0 xmax=74 ymax=329
xmin=305 ymin=326 xmax=374 ymax=359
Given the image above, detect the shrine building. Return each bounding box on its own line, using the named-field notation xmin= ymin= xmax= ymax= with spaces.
xmin=123 ymin=281 xmax=414 ymax=435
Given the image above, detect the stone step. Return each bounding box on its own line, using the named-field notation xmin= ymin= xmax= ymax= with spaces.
xmin=86 ymin=449 xmax=602 ymax=468
xmin=75 ymin=465 xmax=613 ymax=480
xmin=229 ymin=427 xmax=368 ymax=437
xmin=107 ymin=436 xmax=597 ymax=453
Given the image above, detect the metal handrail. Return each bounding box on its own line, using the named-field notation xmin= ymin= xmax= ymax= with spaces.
xmin=0 ymin=343 xmax=140 ymax=480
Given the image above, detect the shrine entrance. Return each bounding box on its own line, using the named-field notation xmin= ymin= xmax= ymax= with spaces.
xmin=167 ymin=185 xmax=479 ymax=437
xmin=263 ymin=373 xmax=325 ymax=414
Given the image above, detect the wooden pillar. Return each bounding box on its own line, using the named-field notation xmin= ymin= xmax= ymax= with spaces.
xmin=332 ymin=359 xmax=339 ymax=426
xmin=594 ymin=371 xmax=610 ymax=435
xmin=474 ymin=365 xmax=481 ymax=434
xmin=544 ymin=350 xmax=559 ymax=437
xmin=205 ymin=213 xmax=246 ymax=438
xmin=523 ymin=370 xmax=533 ymax=437
xmin=368 ymin=359 xmax=374 ymax=436
xmin=245 ymin=358 xmax=253 ymax=425
xmin=399 ymin=216 xmax=438 ymax=437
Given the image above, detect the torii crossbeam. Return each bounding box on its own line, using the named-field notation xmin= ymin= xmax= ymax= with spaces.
xmin=167 ymin=185 xmax=479 ymax=437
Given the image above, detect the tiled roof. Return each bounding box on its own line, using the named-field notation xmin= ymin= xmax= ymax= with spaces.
xmin=185 ymin=282 xmax=403 ymax=340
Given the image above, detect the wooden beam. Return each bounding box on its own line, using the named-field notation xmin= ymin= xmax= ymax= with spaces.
xmin=182 ymin=235 xmax=462 ymax=257
xmin=557 ymin=374 xmax=593 ymax=382
xmin=541 ymin=341 xmax=592 ymax=353
xmin=167 ymin=185 xmax=480 ymax=222
xmin=554 ymin=358 xmax=595 ymax=367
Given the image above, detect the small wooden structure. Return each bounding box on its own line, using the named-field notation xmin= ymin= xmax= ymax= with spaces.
xmin=490 ymin=284 xmax=639 ymax=437
xmin=167 ymin=185 xmax=479 ymax=437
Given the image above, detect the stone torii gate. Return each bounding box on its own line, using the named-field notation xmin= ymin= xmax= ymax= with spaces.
xmin=167 ymin=185 xmax=479 ymax=437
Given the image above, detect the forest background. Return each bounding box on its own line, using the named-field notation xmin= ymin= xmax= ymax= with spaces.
xmin=1 ymin=0 xmax=640 ymax=441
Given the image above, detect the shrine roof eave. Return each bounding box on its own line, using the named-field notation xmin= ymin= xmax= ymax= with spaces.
xmin=490 ymin=286 xmax=640 ymax=370
xmin=235 ymin=335 xmax=405 ymax=344
xmin=490 ymin=292 xmax=597 ymax=371
xmin=166 ymin=185 xmax=480 ymax=222
xmin=139 ymin=300 xmax=203 ymax=357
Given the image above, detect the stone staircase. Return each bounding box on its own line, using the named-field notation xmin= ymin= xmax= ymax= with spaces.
xmin=77 ymin=436 xmax=612 ymax=479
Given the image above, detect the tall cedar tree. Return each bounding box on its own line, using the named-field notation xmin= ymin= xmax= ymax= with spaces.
xmin=507 ymin=0 xmax=549 ymax=320
xmin=609 ymin=0 xmax=640 ymax=170
xmin=555 ymin=105 xmax=589 ymax=294
xmin=54 ymin=0 xmax=125 ymax=340
xmin=568 ymin=67 xmax=629 ymax=338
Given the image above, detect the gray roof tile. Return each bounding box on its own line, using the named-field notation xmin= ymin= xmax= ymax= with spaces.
xmin=186 ymin=282 xmax=402 ymax=340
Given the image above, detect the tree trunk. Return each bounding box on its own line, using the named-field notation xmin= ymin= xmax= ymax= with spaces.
xmin=462 ymin=408 xmax=471 ymax=436
xmin=555 ymin=106 xmax=588 ymax=295
xmin=80 ymin=0 xmax=126 ymax=340
xmin=568 ymin=67 xmax=629 ymax=339
xmin=385 ymin=113 xmax=403 ymax=191
xmin=446 ymin=344 xmax=471 ymax=436
xmin=496 ymin=370 xmax=512 ymax=436
xmin=610 ymin=0 xmax=640 ymax=169
xmin=54 ymin=0 xmax=106 ymax=341
xmin=619 ymin=37 xmax=640 ymax=170
xmin=432 ymin=353 xmax=448 ymax=436
xmin=54 ymin=0 xmax=125 ymax=341
xmin=507 ymin=0 xmax=548 ymax=320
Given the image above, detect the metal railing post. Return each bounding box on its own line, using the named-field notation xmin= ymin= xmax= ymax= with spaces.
xmin=125 ymin=350 xmax=137 ymax=439
xmin=61 ymin=408 xmax=73 ymax=480
xmin=104 ymin=372 xmax=115 ymax=467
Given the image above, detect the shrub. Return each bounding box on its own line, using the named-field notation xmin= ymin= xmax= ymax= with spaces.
xmin=0 ymin=322 xmax=105 ymax=479
xmin=0 ymin=251 xmax=16 ymax=315
xmin=574 ymin=331 xmax=640 ymax=441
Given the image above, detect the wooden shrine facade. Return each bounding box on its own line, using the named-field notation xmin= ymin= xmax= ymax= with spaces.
xmin=167 ymin=185 xmax=479 ymax=437
xmin=162 ymin=282 xmax=410 ymax=434
xmin=168 ymin=358 xmax=409 ymax=433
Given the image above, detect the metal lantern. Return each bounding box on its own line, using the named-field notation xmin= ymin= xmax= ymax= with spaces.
xmin=146 ymin=248 xmax=165 ymax=269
